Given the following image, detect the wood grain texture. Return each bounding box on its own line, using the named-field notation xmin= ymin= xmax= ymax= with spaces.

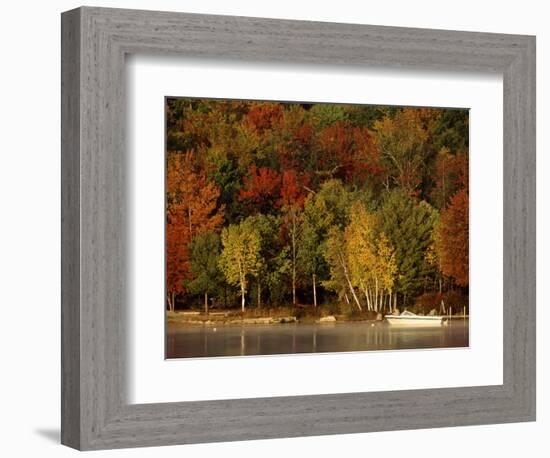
xmin=61 ymin=6 xmax=536 ymax=450
xmin=60 ymin=7 xmax=81 ymax=449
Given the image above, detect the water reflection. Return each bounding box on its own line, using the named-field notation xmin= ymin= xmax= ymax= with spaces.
xmin=166 ymin=320 xmax=469 ymax=359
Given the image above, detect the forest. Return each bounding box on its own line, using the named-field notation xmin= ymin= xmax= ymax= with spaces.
xmin=165 ymin=98 xmax=469 ymax=318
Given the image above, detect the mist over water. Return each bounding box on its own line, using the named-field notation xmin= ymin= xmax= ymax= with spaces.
xmin=166 ymin=320 xmax=469 ymax=359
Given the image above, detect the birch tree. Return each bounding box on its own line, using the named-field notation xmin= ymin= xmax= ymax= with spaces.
xmin=344 ymin=203 xmax=397 ymax=312
xmin=298 ymin=193 xmax=332 ymax=307
xmin=323 ymin=227 xmax=362 ymax=311
xmin=219 ymin=220 xmax=261 ymax=311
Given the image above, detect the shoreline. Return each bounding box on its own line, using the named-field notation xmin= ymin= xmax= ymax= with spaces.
xmin=166 ymin=310 xmax=469 ymax=327
xmin=166 ymin=310 xmax=368 ymax=326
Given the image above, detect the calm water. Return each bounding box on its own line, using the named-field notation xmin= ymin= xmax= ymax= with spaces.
xmin=166 ymin=320 xmax=469 ymax=359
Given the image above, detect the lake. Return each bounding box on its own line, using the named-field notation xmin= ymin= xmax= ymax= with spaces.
xmin=166 ymin=319 xmax=469 ymax=359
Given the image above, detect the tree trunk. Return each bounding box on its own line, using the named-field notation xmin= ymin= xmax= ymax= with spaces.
xmin=312 ymin=273 xmax=317 ymax=308
xmin=339 ymin=253 xmax=362 ymax=311
xmin=363 ymin=287 xmax=371 ymax=311
xmin=204 ymin=291 xmax=209 ymax=315
xmin=240 ymin=282 xmax=245 ymax=312
xmin=370 ymin=289 xmax=374 ymax=311
xmin=348 ymin=282 xmax=362 ymax=312
xmin=167 ymin=292 xmax=174 ymax=312
xmin=375 ymin=277 xmax=379 ymax=312
xmin=239 ymin=261 xmax=245 ymax=312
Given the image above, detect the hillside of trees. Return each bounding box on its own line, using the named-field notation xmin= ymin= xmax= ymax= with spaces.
xmin=166 ymin=99 xmax=469 ymax=316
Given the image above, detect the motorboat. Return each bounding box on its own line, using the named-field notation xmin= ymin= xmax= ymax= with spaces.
xmin=385 ymin=310 xmax=444 ymax=327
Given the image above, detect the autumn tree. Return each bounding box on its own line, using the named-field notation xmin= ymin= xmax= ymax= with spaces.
xmin=166 ymin=214 xmax=189 ymax=312
xmin=308 ymin=103 xmax=348 ymax=129
xmin=318 ymin=121 xmax=381 ymax=188
xmin=238 ymin=165 xmax=281 ymax=214
xmin=344 ymin=203 xmax=376 ymax=310
xmin=323 ymin=227 xmax=362 ymax=311
xmin=165 ymin=98 xmax=469 ymax=314
xmin=297 ymin=180 xmax=368 ymax=307
xmin=436 ymin=187 xmax=469 ymax=287
xmin=430 ymin=109 xmax=469 ymax=155
xmin=277 ymin=170 xmax=309 ymax=305
xmin=378 ymin=189 xmax=437 ymax=304
xmin=186 ymin=232 xmax=223 ymax=314
xmin=165 ymin=152 xmax=224 ymax=310
xmin=425 ymin=223 xmax=444 ymax=293
xmin=431 ymin=149 xmax=468 ymax=209
xmin=314 ymin=179 xmax=355 ymax=229
xmin=374 ymin=233 xmax=398 ymax=311
xmin=243 ymin=213 xmax=285 ymax=307
xmin=373 ymin=108 xmax=439 ymax=195
xmin=207 ymin=155 xmax=242 ymax=224
xmin=245 ymin=102 xmax=284 ymax=134
xmin=344 ymin=203 xmax=397 ymax=312
xmin=219 ymin=219 xmax=262 ymax=311
xmin=272 ymin=105 xmax=315 ymax=171
xmin=298 ymin=193 xmax=332 ymax=307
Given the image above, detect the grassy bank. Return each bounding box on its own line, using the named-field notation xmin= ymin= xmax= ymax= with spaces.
xmin=166 ymin=306 xmax=383 ymax=327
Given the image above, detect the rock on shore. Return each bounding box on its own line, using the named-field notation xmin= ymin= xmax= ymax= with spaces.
xmin=319 ymin=315 xmax=337 ymax=323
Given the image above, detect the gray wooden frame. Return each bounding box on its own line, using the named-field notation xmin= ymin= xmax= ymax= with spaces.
xmin=61 ymin=6 xmax=536 ymax=451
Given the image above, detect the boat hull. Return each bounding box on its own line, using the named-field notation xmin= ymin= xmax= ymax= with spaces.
xmin=385 ymin=316 xmax=444 ymax=326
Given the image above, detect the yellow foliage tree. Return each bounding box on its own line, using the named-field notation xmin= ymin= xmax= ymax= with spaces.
xmin=219 ymin=219 xmax=262 ymax=312
xmin=344 ymin=202 xmax=397 ymax=312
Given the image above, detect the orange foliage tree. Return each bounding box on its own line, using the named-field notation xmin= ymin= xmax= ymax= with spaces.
xmin=166 ymin=152 xmax=224 ymax=310
xmin=436 ymin=187 xmax=469 ymax=287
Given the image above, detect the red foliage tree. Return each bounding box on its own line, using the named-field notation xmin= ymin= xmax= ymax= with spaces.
xmin=166 ymin=152 xmax=224 ymax=310
xmin=280 ymin=122 xmax=316 ymax=170
xmin=268 ymin=106 xmax=316 ymax=171
xmin=436 ymin=187 xmax=469 ymax=287
xmin=245 ymin=103 xmax=284 ymax=134
xmin=318 ymin=121 xmax=381 ymax=186
xmin=277 ymin=169 xmax=309 ymax=209
xmin=431 ymin=150 xmax=468 ymax=209
xmin=238 ymin=165 xmax=281 ymax=213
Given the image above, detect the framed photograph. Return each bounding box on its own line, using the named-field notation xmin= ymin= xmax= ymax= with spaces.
xmin=163 ymin=97 xmax=471 ymax=360
xmin=61 ymin=6 xmax=536 ymax=450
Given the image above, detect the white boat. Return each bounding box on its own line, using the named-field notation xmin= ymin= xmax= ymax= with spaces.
xmin=385 ymin=310 xmax=444 ymax=327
